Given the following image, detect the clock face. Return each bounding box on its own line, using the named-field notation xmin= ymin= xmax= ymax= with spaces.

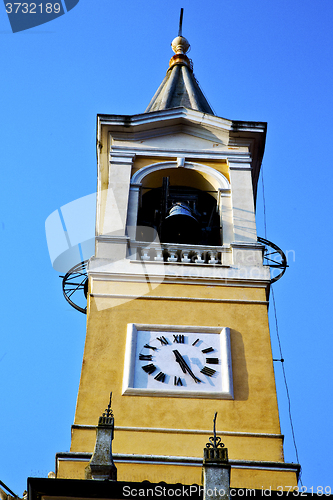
xmin=123 ymin=324 xmax=233 ymax=399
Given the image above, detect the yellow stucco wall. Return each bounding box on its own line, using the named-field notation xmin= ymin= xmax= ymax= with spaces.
xmin=55 ymin=278 xmax=298 ymax=487
xmin=73 ymin=283 xmax=279 ymax=434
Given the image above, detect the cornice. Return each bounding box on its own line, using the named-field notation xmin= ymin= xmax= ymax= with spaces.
xmin=90 ymin=293 xmax=268 ymax=306
xmin=110 ymin=145 xmax=252 ymax=162
xmin=88 ymin=270 xmax=271 ymax=288
xmin=56 ymin=451 xmax=300 ymax=475
xmin=110 ymin=123 xmax=229 ymax=144
xmin=98 ymin=108 xmax=266 ymax=137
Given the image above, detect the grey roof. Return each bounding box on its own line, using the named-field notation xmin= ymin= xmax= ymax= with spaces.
xmin=145 ymin=38 xmax=214 ymax=115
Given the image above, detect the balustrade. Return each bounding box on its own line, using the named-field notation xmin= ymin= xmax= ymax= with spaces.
xmin=133 ymin=241 xmax=228 ymax=265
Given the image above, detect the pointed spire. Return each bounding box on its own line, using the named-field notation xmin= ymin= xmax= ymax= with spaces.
xmin=145 ymin=11 xmax=214 ymax=115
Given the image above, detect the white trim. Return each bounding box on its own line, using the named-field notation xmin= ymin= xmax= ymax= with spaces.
xmin=98 ymin=107 xmax=266 ymax=134
xmin=228 ymin=163 xmax=252 ymax=171
xmin=57 ymin=456 xmax=91 ymax=462
xmin=88 ymin=262 xmax=270 ymax=283
xmin=100 ymin=107 xmax=234 ymax=130
xmin=131 ymin=160 xmax=230 ymax=191
xmin=89 ymin=272 xmax=269 ymax=288
xmin=71 ymin=424 xmax=283 ymax=439
xmin=109 ymin=153 xmax=136 ymax=165
xmin=56 ymin=452 xmax=299 ymax=474
xmin=113 ymin=456 xmax=200 ymax=467
xmin=114 ymin=147 xmax=250 ymax=161
xmin=111 ymin=144 xmax=251 ymax=162
xmin=96 ymin=235 xmax=130 ymax=243
xmin=122 ymin=324 xmax=233 ymax=399
xmin=90 ymin=293 xmax=268 ymax=305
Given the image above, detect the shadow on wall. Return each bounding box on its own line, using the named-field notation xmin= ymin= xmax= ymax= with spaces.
xmin=230 ymin=329 xmax=249 ymax=401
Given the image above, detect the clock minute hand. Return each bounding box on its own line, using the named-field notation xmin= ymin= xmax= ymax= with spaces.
xmin=173 ymin=349 xmax=201 ymax=383
xmin=173 ymin=349 xmax=187 ymax=374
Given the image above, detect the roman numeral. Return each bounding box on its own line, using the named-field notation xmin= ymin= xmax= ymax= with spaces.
xmin=202 ymin=347 xmax=214 ymax=354
xmin=157 ymin=336 xmax=169 ymax=345
xmin=139 ymin=354 xmax=153 ymax=361
xmin=192 ymin=338 xmax=200 ymax=346
xmin=144 ymin=344 xmax=157 ymax=351
xmin=173 ymin=334 xmax=184 ymax=343
xmin=142 ymin=363 xmax=156 ymax=375
xmin=154 ymin=371 xmax=166 ymax=383
xmin=174 ymin=376 xmax=183 ymax=386
xmin=200 ymin=366 xmax=216 ymax=377
xmin=206 ymin=357 xmax=219 ymax=364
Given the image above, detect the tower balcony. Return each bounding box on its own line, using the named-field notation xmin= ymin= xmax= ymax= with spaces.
xmin=132 ymin=241 xmax=232 ymax=266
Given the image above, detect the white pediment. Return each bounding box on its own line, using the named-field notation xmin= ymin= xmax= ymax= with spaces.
xmin=112 ymin=130 xmax=229 ymax=152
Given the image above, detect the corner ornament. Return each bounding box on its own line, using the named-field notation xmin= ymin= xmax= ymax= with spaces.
xmin=85 ymin=392 xmax=117 ymax=481
xmin=204 ymin=412 xmax=228 ymax=463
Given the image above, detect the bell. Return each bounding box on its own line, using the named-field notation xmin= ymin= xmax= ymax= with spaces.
xmin=162 ymin=202 xmax=201 ymax=244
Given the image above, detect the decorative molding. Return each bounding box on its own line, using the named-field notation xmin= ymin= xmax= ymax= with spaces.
xmin=90 ymin=293 xmax=268 ymax=306
xmin=112 ymin=143 xmax=248 ymax=157
xmin=99 ymin=107 xmax=234 ymax=131
xmin=71 ymin=424 xmax=283 ymax=440
xmin=218 ymin=188 xmax=231 ymax=197
xmin=131 ymin=160 xmax=230 ymax=190
xmin=110 ymin=123 xmax=230 ymax=145
xmin=98 ymin=107 xmax=266 ymax=135
xmin=177 ymin=157 xmax=185 ymax=167
xmin=96 ymin=235 xmax=130 ymax=243
xmin=89 ymin=271 xmax=270 ymax=288
xmin=130 ymin=182 xmax=142 ymax=190
xmin=228 ymin=163 xmax=252 ymax=171
xmin=56 ymin=452 xmax=300 ymax=474
xmin=231 ymin=242 xmax=263 ymax=250
xmin=113 ymin=145 xmax=251 ymax=162
xmin=109 ymin=153 xmax=136 ymax=165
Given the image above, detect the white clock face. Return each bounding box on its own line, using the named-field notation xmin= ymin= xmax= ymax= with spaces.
xmin=123 ymin=324 xmax=233 ymax=399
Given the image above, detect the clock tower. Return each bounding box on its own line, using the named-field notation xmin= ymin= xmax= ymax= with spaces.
xmin=56 ymin=30 xmax=299 ymax=490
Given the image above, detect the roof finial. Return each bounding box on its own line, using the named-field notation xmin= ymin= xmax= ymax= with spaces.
xmin=102 ymin=392 xmax=113 ymax=418
xmin=171 ymin=7 xmax=190 ymax=55
xmin=213 ymin=411 xmax=218 ymax=444
xmin=144 ymin=13 xmax=214 ymax=115
xmin=85 ymin=392 xmax=117 ymax=480
xmin=206 ymin=412 xmax=225 ymax=451
xmin=178 ymin=8 xmax=184 ymax=37
xmin=203 ymin=412 xmax=229 ymax=464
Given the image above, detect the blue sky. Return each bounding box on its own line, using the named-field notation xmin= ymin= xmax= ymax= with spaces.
xmin=1 ymin=0 xmax=333 ymax=495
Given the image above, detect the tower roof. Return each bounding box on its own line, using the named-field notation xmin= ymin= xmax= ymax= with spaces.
xmin=145 ymin=35 xmax=214 ymax=115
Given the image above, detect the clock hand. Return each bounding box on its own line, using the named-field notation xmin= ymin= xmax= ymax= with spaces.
xmin=173 ymin=349 xmax=187 ymax=374
xmin=173 ymin=350 xmax=201 ymax=383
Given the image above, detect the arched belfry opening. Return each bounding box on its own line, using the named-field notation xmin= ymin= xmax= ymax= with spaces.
xmin=136 ymin=166 xmax=222 ymax=246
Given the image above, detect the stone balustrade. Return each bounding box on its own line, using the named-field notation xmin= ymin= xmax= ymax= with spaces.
xmin=131 ymin=241 xmax=230 ymax=266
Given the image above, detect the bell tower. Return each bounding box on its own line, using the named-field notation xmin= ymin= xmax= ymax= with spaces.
xmin=56 ymin=25 xmax=299 ymax=491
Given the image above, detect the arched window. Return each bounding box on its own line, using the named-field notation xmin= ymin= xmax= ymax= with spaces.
xmin=137 ymin=180 xmax=221 ymax=246
xmin=129 ymin=161 xmax=231 ymax=249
